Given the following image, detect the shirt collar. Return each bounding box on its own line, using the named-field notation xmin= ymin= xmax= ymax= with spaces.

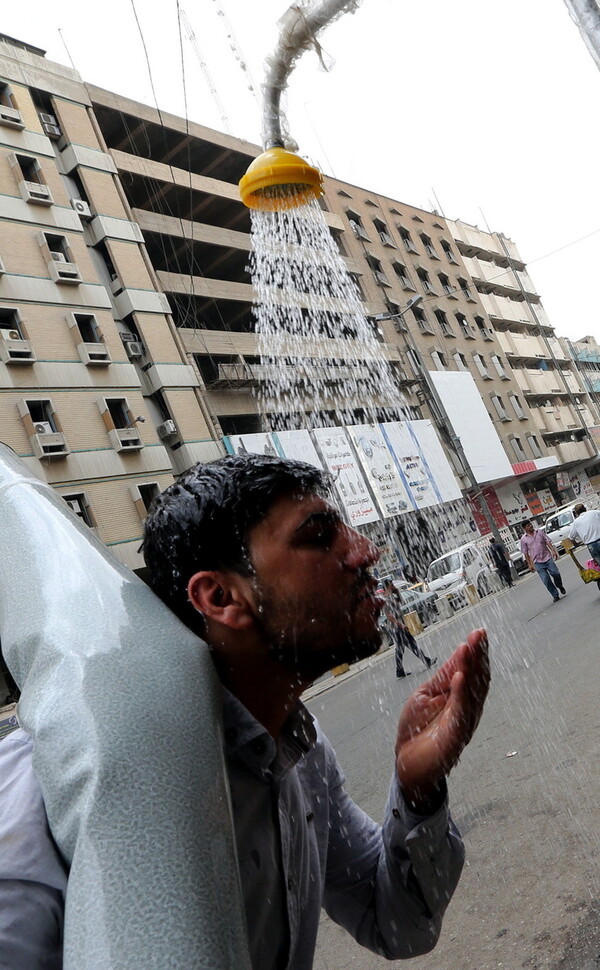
xmin=222 ymin=688 xmax=316 ymax=780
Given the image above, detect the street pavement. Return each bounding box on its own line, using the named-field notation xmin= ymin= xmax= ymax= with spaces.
xmin=305 ymin=555 xmax=600 ymax=970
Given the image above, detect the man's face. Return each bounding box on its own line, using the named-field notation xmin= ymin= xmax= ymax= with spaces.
xmin=524 ymin=523 xmax=534 ymax=536
xmin=246 ymin=491 xmax=384 ymax=680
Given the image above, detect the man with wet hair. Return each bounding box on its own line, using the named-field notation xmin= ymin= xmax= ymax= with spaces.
xmin=143 ymin=453 xmax=490 ymax=969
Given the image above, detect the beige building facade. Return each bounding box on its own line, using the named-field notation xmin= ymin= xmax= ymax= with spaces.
xmin=1 ymin=32 xmax=598 ymax=571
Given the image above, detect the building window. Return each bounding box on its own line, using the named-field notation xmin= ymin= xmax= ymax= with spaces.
xmin=346 ymin=210 xmax=369 ymax=240
xmin=417 ymin=268 xmax=436 ymax=294
xmin=420 ymin=234 xmax=439 ymax=259
xmin=0 ymin=84 xmax=24 ymax=129
xmin=434 ymin=308 xmax=454 ymax=337
xmin=455 ymin=313 xmax=475 ymax=339
xmin=39 ymin=232 xmax=81 ymax=284
xmin=527 ymin=434 xmax=542 ymax=458
xmin=491 ymin=354 xmax=508 ymax=378
xmin=366 ymin=255 xmax=390 ymax=287
xmin=458 ymin=277 xmax=476 ymax=301
xmin=441 ymin=239 xmax=458 ymax=263
xmin=10 ymin=153 xmax=53 ymax=206
xmin=130 ymin=482 xmax=161 ymax=520
xmin=330 ymin=229 xmax=347 ymax=256
xmin=411 ymin=305 xmax=434 ymax=334
xmin=68 ymin=312 xmax=111 ymax=365
xmin=509 ymin=393 xmax=526 ymax=419
xmin=63 ymin=493 xmax=95 ymax=528
xmin=99 ymin=397 xmax=143 ymax=452
xmin=106 ymin=398 xmax=133 ymax=429
xmin=491 ymin=394 xmax=509 ymax=421
xmin=431 ymin=349 xmax=447 ymax=370
xmin=349 ymin=273 xmax=365 ymax=301
xmin=0 ymin=307 xmax=23 ymax=339
xmin=453 ymin=352 xmax=468 ymax=371
xmin=510 ymin=436 xmax=527 ymax=461
xmin=26 ymin=399 xmax=57 ymax=432
xmin=438 ymin=273 xmax=457 ymax=297
xmin=474 ymin=316 xmax=494 ymax=340
xmin=373 ymin=219 xmax=395 ymax=247
xmin=392 ymin=262 xmax=415 ymax=290
xmin=473 ymin=353 xmax=491 ymax=379
xmin=20 ymin=398 xmax=69 ymax=460
xmin=398 ymin=226 xmax=418 ymax=253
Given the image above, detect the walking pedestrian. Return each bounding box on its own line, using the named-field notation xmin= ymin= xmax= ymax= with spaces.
xmin=568 ymin=503 xmax=600 ymax=565
xmin=488 ymin=536 xmax=513 ymax=588
xmin=382 ymin=579 xmax=437 ymax=677
xmin=520 ymin=519 xmax=566 ymax=603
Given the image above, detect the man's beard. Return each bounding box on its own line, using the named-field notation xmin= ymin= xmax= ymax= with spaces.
xmin=256 ymin=590 xmax=382 ymax=682
xmin=269 ymin=634 xmax=381 ymax=681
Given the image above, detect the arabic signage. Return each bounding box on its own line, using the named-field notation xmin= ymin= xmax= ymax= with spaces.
xmin=312 ymin=426 xmax=379 ymax=525
xmin=347 ymin=424 xmax=412 ymax=518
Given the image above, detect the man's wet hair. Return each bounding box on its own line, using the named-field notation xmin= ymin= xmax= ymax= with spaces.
xmin=143 ymin=453 xmax=330 ymax=634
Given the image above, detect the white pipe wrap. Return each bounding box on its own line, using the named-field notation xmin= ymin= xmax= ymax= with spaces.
xmin=0 ymin=445 xmax=250 ymax=970
xmin=563 ymin=0 xmax=600 ymax=71
xmin=262 ymin=0 xmax=362 ymax=149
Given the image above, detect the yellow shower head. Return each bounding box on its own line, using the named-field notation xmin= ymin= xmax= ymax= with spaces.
xmin=239 ymin=147 xmax=324 ymax=211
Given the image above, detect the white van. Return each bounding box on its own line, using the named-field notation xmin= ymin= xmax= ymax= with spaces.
xmin=543 ymin=502 xmax=582 ymax=553
xmin=426 ymin=542 xmax=498 ymax=598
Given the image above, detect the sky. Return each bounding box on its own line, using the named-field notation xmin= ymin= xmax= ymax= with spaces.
xmin=2 ymin=0 xmax=600 ymax=342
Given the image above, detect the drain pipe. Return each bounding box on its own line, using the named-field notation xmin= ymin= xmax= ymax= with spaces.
xmin=563 ymin=0 xmax=600 ymax=71
xmin=0 ymin=445 xmax=250 ymax=970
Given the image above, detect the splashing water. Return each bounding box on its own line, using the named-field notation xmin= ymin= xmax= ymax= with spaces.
xmin=249 ymin=196 xmax=410 ymax=431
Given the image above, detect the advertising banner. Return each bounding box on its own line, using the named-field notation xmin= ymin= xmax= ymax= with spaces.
xmin=224 ymin=432 xmax=278 ymax=457
xmin=347 ymin=424 xmax=412 ymax=518
xmin=312 ymin=426 xmax=379 ymax=525
xmin=467 ymin=486 xmax=509 ymax=535
xmin=408 ymin=420 xmax=463 ymax=503
xmin=569 ymin=470 xmax=595 ymax=500
xmin=428 ymin=371 xmax=514 ymax=483
xmin=522 ymin=490 xmax=546 ymax=518
xmin=496 ymin=483 xmax=530 ymax=526
xmin=380 ymin=421 xmax=431 ymax=511
xmin=273 ymin=429 xmax=324 ymax=468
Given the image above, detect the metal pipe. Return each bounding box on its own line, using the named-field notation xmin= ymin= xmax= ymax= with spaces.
xmin=262 ymin=0 xmax=362 ymax=149
xmin=563 ymin=0 xmax=600 ymax=71
xmin=0 ymin=445 xmax=250 ymax=970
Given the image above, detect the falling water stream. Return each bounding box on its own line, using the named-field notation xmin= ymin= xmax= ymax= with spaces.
xmin=250 ymin=195 xmax=406 ymax=429
xmin=247 ymin=188 xmax=600 ymax=967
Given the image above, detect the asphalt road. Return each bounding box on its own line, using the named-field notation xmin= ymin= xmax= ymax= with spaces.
xmin=306 ymin=556 xmax=600 ymax=970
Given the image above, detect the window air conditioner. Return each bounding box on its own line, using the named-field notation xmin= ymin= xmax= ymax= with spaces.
xmin=0 ymin=329 xmax=21 ymax=341
xmin=71 ymin=199 xmax=92 ymax=220
xmin=39 ymin=113 xmax=58 ymax=126
xmin=157 ymin=419 xmax=177 ymax=439
xmin=120 ymin=332 xmax=138 ymax=342
xmin=125 ymin=341 xmax=144 ymax=359
xmin=42 ymin=122 xmax=62 ymax=139
xmin=51 ymin=251 xmax=67 ymax=263
xmin=34 ymin=421 xmax=53 ymax=435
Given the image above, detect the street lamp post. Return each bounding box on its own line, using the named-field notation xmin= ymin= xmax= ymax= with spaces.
xmin=374 ymin=297 xmax=511 ymax=562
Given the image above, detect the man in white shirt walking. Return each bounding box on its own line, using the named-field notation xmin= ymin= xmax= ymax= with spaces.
xmin=568 ymin=503 xmax=600 ymax=564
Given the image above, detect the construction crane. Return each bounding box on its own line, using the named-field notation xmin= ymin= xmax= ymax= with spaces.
xmin=180 ymin=7 xmax=231 ymax=134
xmin=209 ymin=0 xmax=260 ymax=104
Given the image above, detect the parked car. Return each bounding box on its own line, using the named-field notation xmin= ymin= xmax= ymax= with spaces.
xmin=391 ymin=582 xmax=439 ymax=626
xmin=509 ymin=547 xmax=529 ymax=576
xmin=426 ymin=542 xmax=499 ymax=598
xmin=543 ymin=503 xmax=583 ymax=553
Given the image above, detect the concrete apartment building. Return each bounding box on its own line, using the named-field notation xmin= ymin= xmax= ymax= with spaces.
xmin=0 ymin=33 xmax=598 ymax=571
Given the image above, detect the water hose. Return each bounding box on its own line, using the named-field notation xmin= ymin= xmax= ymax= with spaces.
xmin=239 ymin=0 xmax=362 ymax=210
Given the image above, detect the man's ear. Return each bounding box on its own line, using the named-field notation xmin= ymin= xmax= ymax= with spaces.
xmin=187 ymin=570 xmax=255 ymax=630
